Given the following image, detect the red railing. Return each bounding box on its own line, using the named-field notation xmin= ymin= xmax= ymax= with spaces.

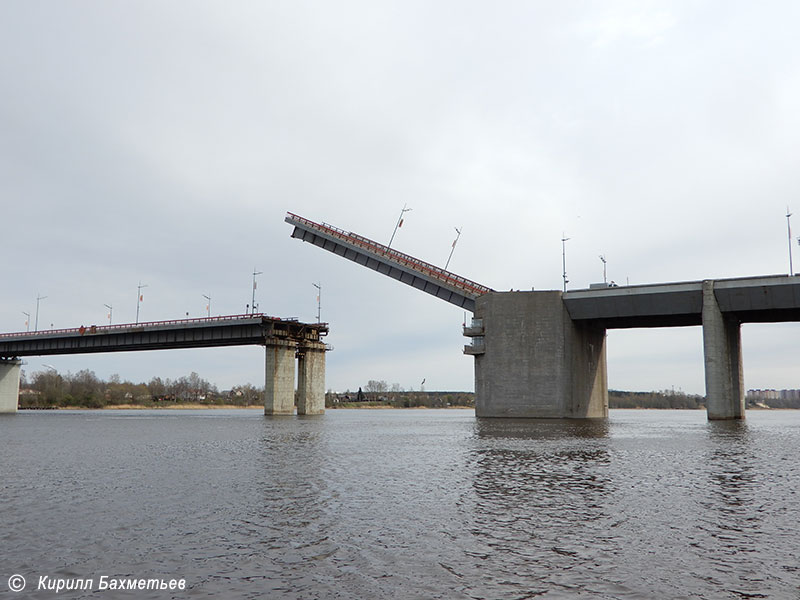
xmin=0 ymin=313 xmax=313 ymax=339
xmin=287 ymin=212 xmax=493 ymax=297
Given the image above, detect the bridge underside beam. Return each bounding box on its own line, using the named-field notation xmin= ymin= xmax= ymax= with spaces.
xmin=290 ymin=224 xmax=477 ymax=311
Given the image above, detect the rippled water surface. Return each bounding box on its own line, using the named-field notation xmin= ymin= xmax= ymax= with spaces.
xmin=3 ymin=409 xmax=800 ymax=599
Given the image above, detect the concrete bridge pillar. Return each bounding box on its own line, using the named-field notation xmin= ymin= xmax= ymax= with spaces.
xmin=264 ymin=340 xmax=296 ymax=415
xmin=471 ymin=292 xmax=608 ymax=418
xmin=297 ymin=342 xmax=326 ymax=415
xmin=0 ymin=359 xmax=22 ymax=414
xmin=702 ymin=280 xmax=745 ymax=420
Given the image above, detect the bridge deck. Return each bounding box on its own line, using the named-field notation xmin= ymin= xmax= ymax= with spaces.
xmin=563 ymin=275 xmax=800 ymax=328
xmin=0 ymin=314 xmax=328 ymax=357
xmin=286 ymin=212 xmax=493 ymax=311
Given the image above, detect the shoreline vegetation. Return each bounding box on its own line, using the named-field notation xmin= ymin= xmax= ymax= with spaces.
xmin=15 ymin=369 xmax=797 ymax=410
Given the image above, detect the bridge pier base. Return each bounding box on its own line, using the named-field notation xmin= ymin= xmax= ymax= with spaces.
xmin=264 ymin=340 xmax=296 ymax=415
xmin=297 ymin=342 xmax=326 ymax=415
xmin=702 ymin=281 xmax=745 ymax=420
xmin=472 ymin=292 xmax=608 ymax=418
xmin=0 ymin=359 xmax=21 ymax=414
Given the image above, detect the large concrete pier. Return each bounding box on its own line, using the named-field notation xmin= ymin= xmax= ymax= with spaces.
xmin=466 ymin=292 xmax=608 ymax=418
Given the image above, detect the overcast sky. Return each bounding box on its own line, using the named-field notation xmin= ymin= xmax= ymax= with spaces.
xmin=2 ymin=1 xmax=799 ymax=395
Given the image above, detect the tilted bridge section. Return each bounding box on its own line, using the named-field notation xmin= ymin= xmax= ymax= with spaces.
xmin=0 ymin=314 xmax=329 ymax=416
xmin=285 ymin=211 xmax=800 ymax=421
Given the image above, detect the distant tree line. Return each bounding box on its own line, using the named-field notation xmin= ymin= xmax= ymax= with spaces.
xmin=327 ymin=380 xmax=475 ymax=408
xmin=608 ymin=390 xmax=706 ymax=409
xmin=328 ymin=383 xmax=712 ymax=410
xmin=18 ymin=369 xmax=263 ymax=409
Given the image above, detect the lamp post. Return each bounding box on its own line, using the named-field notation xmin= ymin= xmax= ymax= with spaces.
xmin=22 ymin=311 xmax=30 ymax=332
xmin=445 ymin=227 xmax=462 ymax=271
xmin=104 ymin=304 xmax=113 ymax=325
xmin=561 ymin=234 xmax=570 ymax=292
xmin=787 ymin=207 xmax=794 ymax=276
xmin=599 ymin=255 xmax=607 ymax=284
xmin=203 ymin=294 xmax=211 ymax=318
xmin=34 ymin=294 xmax=47 ymax=332
xmin=388 ymin=204 xmax=412 ymax=249
xmin=251 ymin=269 xmax=262 ymax=315
xmin=312 ymin=282 xmax=321 ymax=323
xmin=136 ymin=282 xmax=148 ymax=324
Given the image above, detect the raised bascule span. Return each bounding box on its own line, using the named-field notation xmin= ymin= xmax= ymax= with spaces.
xmin=285 ymin=212 xmax=493 ymax=311
xmin=286 ymin=211 xmax=800 ymax=421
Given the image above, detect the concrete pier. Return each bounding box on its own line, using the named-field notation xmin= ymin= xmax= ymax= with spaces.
xmin=297 ymin=342 xmax=327 ymax=415
xmin=264 ymin=340 xmax=296 ymax=415
xmin=470 ymin=292 xmax=608 ymax=418
xmin=0 ymin=359 xmax=21 ymax=413
xmin=702 ymin=280 xmax=745 ymax=420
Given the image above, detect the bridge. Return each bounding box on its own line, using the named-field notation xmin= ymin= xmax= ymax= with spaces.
xmin=0 ymin=314 xmax=329 ymax=416
xmin=287 ymin=211 xmax=800 ymax=421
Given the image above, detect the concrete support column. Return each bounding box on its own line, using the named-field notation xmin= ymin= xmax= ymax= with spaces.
xmin=473 ymin=291 xmax=608 ymax=418
xmin=702 ymin=280 xmax=745 ymax=420
xmin=264 ymin=340 xmax=296 ymax=415
xmin=297 ymin=342 xmax=326 ymax=415
xmin=0 ymin=359 xmax=22 ymax=414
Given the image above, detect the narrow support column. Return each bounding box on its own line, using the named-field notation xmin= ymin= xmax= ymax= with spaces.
xmin=702 ymin=280 xmax=745 ymax=420
xmin=297 ymin=342 xmax=327 ymax=415
xmin=264 ymin=340 xmax=296 ymax=415
xmin=0 ymin=359 xmax=22 ymax=414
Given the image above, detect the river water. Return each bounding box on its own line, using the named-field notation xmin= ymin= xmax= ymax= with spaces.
xmin=2 ymin=408 xmax=800 ymax=599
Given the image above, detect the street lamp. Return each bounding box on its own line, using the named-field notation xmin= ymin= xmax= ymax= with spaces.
xmin=561 ymin=234 xmax=570 ymax=292
xmin=104 ymin=304 xmax=113 ymax=325
xmin=136 ymin=282 xmax=148 ymax=324
xmin=22 ymin=311 xmax=30 ymax=332
xmin=203 ymin=294 xmax=211 ymax=318
xmin=312 ymin=282 xmax=321 ymax=323
xmin=34 ymin=294 xmax=47 ymax=332
xmin=251 ymin=269 xmax=262 ymax=315
xmin=787 ymin=207 xmax=794 ymax=276
xmin=388 ymin=204 xmax=412 ymax=249
xmin=445 ymin=227 xmax=462 ymax=271
xmin=599 ymin=255 xmax=607 ymax=284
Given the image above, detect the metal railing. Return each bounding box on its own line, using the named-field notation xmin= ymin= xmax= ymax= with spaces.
xmin=0 ymin=313 xmax=292 ymax=339
xmin=287 ymin=212 xmax=493 ymax=297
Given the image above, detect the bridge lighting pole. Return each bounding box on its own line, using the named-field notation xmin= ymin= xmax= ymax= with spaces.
xmin=104 ymin=304 xmax=113 ymax=325
xmin=252 ymin=269 xmax=262 ymax=315
xmin=136 ymin=282 xmax=148 ymax=324
xmin=599 ymin=255 xmax=607 ymax=284
xmin=561 ymin=235 xmax=570 ymax=292
xmin=313 ymin=282 xmax=321 ymax=323
xmin=787 ymin=207 xmax=794 ymax=276
xmin=388 ymin=204 xmax=412 ymax=249
xmin=203 ymin=294 xmax=211 ymax=318
xmin=22 ymin=311 xmax=30 ymax=332
xmin=445 ymin=227 xmax=462 ymax=271
xmin=34 ymin=294 xmax=47 ymax=332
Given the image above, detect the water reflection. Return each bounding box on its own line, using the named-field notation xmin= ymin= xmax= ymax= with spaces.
xmin=463 ymin=417 xmax=618 ymax=597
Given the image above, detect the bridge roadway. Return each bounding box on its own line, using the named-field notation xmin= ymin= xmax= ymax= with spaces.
xmin=563 ymin=275 xmax=800 ymax=327
xmin=0 ymin=314 xmax=329 ymax=416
